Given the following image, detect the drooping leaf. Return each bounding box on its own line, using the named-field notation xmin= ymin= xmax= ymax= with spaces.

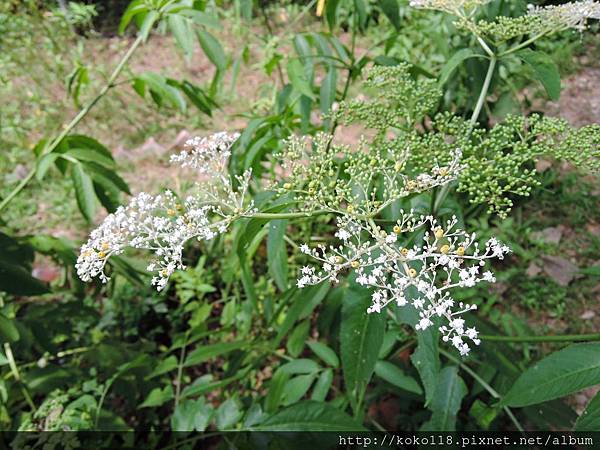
xmin=378 ymin=0 xmax=401 ymax=31
xmin=36 ymin=153 xmax=60 ymax=181
xmin=439 ymin=48 xmax=480 ymax=86
xmin=64 ymin=148 xmax=116 ymax=169
xmin=168 ymin=14 xmax=194 ymax=59
xmin=265 ymin=368 xmax=290 ymax=413
xmin=274 ymin=282 xmax=330 ymax=346
xmin=83 ymin=162 xmax=130 ymax=194
xmin=502 ymin=343 xmax=600 ymax=407
xmin=118 ymin=0 xmax=147 ymax=34
xmin=139 ymin=10 xmax=159 ymax=41
xmin=325 ymin=0 xmax=340 ymax=29
xmin=197 ymin=30 xmax=227 ymax=72
xmin=0 ymin=261 xmax=49 ymax=296
xmin=516 ymin=49 xmax=561 ymax=100
xmin=71 ymin=163 xmax=96 ymax=222
xmin=146 ymin=355 xmax=178 ymax=380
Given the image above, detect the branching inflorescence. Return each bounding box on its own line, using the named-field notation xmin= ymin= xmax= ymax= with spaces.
xmin=76 ymin=58 xmax=598 ymax=357
xmin=297 ymin=211 xmax=509 ymax=355
xmin=435 ymin=0 xmax=600 ymax=42
xmin=76 ymin=132 xmax=254 ymax=290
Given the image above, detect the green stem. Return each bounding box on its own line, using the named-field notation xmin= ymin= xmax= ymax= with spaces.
xmin=0 ymin=33 xmax=145 ymax=214
xmin=498 ymin=30 xmax=552 ymax=58
xmin=174 ymin=333 xmax=188 ymax=407
xmin=4 ymin=343 xmax=36 ymax=412
xmin=432 ymin=53 xmax=496 ymax=215
xmin=440 ymin=348 xmax=524 ymax=432
xmin=248 ymin=209 xmax=330 ymax=219
xmin=480 ymin=333 xmax=600 ymax=343
xmin=470 ymin=54 xmax=496 ymax=126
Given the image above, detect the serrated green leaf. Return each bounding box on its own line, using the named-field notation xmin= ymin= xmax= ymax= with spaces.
xmin=283 ymin=374 xmax=317 ymax=405
xmin=36 ymin=153 xmax=60 ymax=181
xmin=325 ymin=0 xmax=340 ymax=29
xmin=423 ymin=366 xmax=467 ymax=431
xmin=171 ymin=397 xmax=214 ymax=431
xmin=274 ymin=282 xmax=330 ymax=347
xmin=168 ymin=14 xmax=194 ymax=59
xmin=319 ymin=66 xmax=337 ymax=115
xmin=280 ymin=359 xmax=321 ymax=375
xmin=139 ymin=10 xmax=159 ymax=41
xmin=516 ymin=49 xmax=561 ymax=100
xmin=287 ymin=59 xmax=315 ymax=100
xmin=311 ymin=368 xmax=333 ymax=402
xmin=118 ymin=0 xmax=147 ymax=34
xmin=197 ymin=29 xmax=226 ymax=71
xmin=374 ymin=360 xmax=422 ymax=395
xmin=307 ymin=341 xmax=339 ymax=368
xmin=379 ymin=0 xmax=400 ymax=31
xmin=287 ymin=320 xmax=310 ymax=358
xmin=71 ymin=163 xmax=96 ymax=222
xmin=83 ymin=162 xmax=130 ymax=194
xmin=146 ymin=355 xmax=178 ymax=380
xmin=265 ymin=368 xmax=290 ymax=413
xmin=501 ymin=343 xmax=600 ymax=407
xmin=340 ymin=287 xmax=385 ymax=410
xmin=216 ymin=398 xmax=241 ymax=430
xmin=140 ymin=385 xmax=173 ymax=408
xmin=65 ymin=148 xmax=115 ymax=168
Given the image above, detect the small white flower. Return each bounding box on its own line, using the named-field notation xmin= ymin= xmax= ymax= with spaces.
xmin=296 ymin=210 xmax=509 ymax=356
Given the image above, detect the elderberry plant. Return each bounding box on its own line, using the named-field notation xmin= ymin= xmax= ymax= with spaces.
xmin=76 ymin=0 xmax=600 ymax=362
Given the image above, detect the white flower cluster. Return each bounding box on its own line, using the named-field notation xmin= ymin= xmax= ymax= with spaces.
xmin=298 ymin=211 xmax=510 ymax=355
xmin=77 ymin=132 xmax=251 ymax=290
xmin=409 ymin=0 xmax=490 ymax=14
xmin=170 ymin=131 xmax=240 ymax=174
xmin=527 ymin=0 xmax=600 ymax=31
